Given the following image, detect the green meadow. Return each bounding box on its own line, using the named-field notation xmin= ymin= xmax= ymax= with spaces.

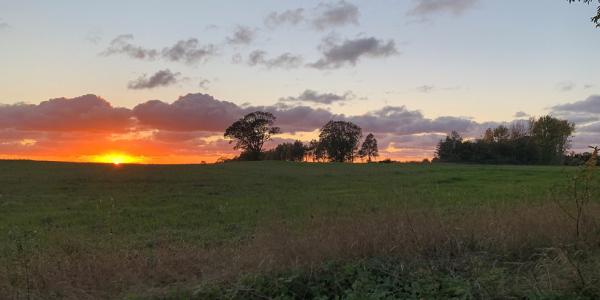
xmin=2 ymin=160 xmax=600 ymax=299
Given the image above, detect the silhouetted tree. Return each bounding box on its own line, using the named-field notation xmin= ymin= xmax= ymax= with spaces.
xmin=224 ymin=111 xmax=282 ymax=161
xmin=318 ymin=121 xmax=362 ymax=162
xmin=568 ymin=0 xmax=600 ymax=27
xmin=358 ymin=133 xmax=379 ymax=163
xmin=531 ymin=115 xmax=576 ymax=164
xmin=435 ymin=116 xmax=575 ymax=165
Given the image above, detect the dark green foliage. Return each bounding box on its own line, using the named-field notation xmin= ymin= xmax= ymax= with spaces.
xmin=358 ymin=133 xmax=379 ymax=163
xmin=224 ymin=111 xmax=282 ymax=161
xmin=435 ymin=116 xmax=575 ymax=165
xmin=318 ymin=121 xmax=362 ymax=162
xmin=263 ymin=140 xmax=308 ymax=162
xmin=128 ymin=258 xmax=574 ymax=300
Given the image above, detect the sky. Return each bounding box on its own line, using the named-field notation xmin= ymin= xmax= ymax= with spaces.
xmin=0 ymin=0 xmax=599 ymax=164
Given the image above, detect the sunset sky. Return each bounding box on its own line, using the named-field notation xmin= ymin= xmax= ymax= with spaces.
xmin=1 ymin=0 xmax=599 ymax=163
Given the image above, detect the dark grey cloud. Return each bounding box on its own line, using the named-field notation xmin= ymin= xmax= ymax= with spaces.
xmin=264 ymin=1 xmax=359 ymax=31
xmin=348 ymin=106 xmax=476 ymax=136
xmin=408 ymin=0 xmax=480 ymax=17
xmin=578 ymin=122 xmax=600 ymax=133
xmin=0 ymin=94 xmax=133 ymax=132
xmin=199 ymin=79 xmax=210 ymax=90
xmin=308 ymin=36 xmax=398 ymax=69
xmin=161 ymin=38 xmax=217 ymax=65
xmin=127 ymin=69 xmax=181 ymax=90
xmin=246 ymin=50 xmax=304 ymax=69
xmin=312 ymin=0 xmax=359 ymax=31
xmin=100 ymin=34 xmax=158 ymax=60
xmin=132 ymin=93 xmax=477 ymax=136
xmin=551 ymin=95 xmax=600 ymax=114
xmin=555 ymin=81 xmax=576 ymax=92
xmin=584 ymin=84 xmax=594 ymax=89
xmin=280 ymin=90 xmax=355 ymax=105
xmin=264 ymin=8 xmax=305 ymax=29
xmin=226 ymin=25 xmax=257 ymax=45
xmin=514 ymin=111 xmax=530 ymax=118
xmin=101 ymin=35 xmax=218 ymax=65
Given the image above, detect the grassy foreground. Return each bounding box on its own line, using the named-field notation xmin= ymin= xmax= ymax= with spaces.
xmin=1 ymin=160 xmax=600 ymax=299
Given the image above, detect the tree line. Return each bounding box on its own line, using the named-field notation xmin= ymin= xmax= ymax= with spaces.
xmin=434 ymin=115 xmax=579 ymax=165
xmin=222 ymin=111 xmax=379 ymax=163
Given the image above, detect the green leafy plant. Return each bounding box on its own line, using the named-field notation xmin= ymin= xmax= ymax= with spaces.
xmin=552 ymin=146 xmax=599 ymax=238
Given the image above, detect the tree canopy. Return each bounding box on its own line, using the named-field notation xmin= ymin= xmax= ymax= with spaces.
xmin=358 ymin=133 xmax=379 ymax=163
xmin=318 ymin=121 xmax=362 ymax=162
xmin=569 ymin=0 xmax=600 ymax=27
xmin=223 ymin=111 xmax=282 ymax=161
xmin=435 ymin=115 xmax=575 ymax=165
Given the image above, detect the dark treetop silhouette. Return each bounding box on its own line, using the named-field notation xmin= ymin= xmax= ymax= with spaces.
xmin=318 ymin=120 xmax=362 ymax=163
xmin=224 ymin=111 xmax=282 ymax=161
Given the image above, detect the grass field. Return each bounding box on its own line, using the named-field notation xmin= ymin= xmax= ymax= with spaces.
xmin=1 ymin=160 xmax=600 ymax=299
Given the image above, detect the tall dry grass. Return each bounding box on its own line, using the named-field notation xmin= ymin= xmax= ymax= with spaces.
xmin=2 ymin=202 xmax=600 ymax=299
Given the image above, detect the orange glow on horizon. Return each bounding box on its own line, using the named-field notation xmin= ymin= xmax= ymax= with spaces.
xmin=93 ymin=154 xmax=144 ymax=164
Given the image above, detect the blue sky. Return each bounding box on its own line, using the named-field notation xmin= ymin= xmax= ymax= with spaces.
xmin=0 ymin=0 xmax=599 ymax=162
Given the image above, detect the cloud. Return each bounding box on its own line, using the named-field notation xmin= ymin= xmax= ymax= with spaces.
xmin=132 ymin=93 xmax=245 ymax=132
xmin=264 ymin=1 xmax=359 ymax=31
xmin=199 ymin=79 xmax=210 ymax=90
xmin=161 ymin=38 xmax=218 ymax=65
xmin=226 ymin=25 xmax=257 ymax=45
xmin=408 ymin=0 xmax=480 ymax=17
xmin=245 ymin=50 xmax=304 ymax=69
xmin=83 ymin=28 xmax=102 ymax=44
xmin=280 ymin=89 xmax=355 ymax=105
xmin=347 ymin=106 xmax=476 ymax=136
xmin=308 ymin=36 xmax=398 ymax=69
xmin=100 ymin=35 xmax=218 ymax=65
xmin=311 ymin=0 xmax=360 ymax=31
xmin=127 ymin=69 xmax=181 ymax=90
xmin=0 ymin=94 xmax=133 ymax=132
xmin=555 ymin=81 xmax=576 ymax=92
xmin=584 ymin=84 xmax=594 ymax=89
xmin=514 ymin=111 xmax=530 ymax=118
xmin=578 ymin=122 xmax=600 ymax=133
xmin=264 ymin=8 xmax=305 ymax=29
xmin=551 ymin=95 xmax=600 ymax=114
xmin=99 ymin=34 xmax=158 ymax=60
xmin=415 ymin=85 xmax=435 ymax=93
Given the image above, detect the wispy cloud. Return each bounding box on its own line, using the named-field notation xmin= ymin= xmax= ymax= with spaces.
xmin=408 ymin=0 xmax=480 ymax=17
xmin=127 ymin=69 xmax=182 ymax=90
xmin=514 ymin=111 xmax=530 ymax=118
xmin=555 ymin=81 xmax=576 ymax=92
xmin=226 ymin=25 xmax=257 ymax=45
xmin=199 ymin=79 xmax=210 ymax=90
xmin=100 ymin=34 xmax=218 ymax=65
xmin=280 ymin=90 xmax=356 ymax=105
xmin=264 ymin=1 xmax=359 ymax=31
xmin=237 ymin=50 xmax=304 ymax=69
xmin=308 ymin=35 xmax=398 ymax=69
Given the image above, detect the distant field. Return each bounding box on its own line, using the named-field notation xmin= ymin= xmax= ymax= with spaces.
xmin=0 ymin=160 xmax=566 ymax=246
xmin=2 ymin=160 xmax=599 ymax=299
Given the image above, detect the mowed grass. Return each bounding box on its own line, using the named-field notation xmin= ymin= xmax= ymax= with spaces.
xmin=0 ymin=160 xmax=565 ymax=247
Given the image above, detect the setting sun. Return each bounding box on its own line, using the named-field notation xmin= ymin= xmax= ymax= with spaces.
xmin=94 ymin=154 xmax=143 ymax=165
